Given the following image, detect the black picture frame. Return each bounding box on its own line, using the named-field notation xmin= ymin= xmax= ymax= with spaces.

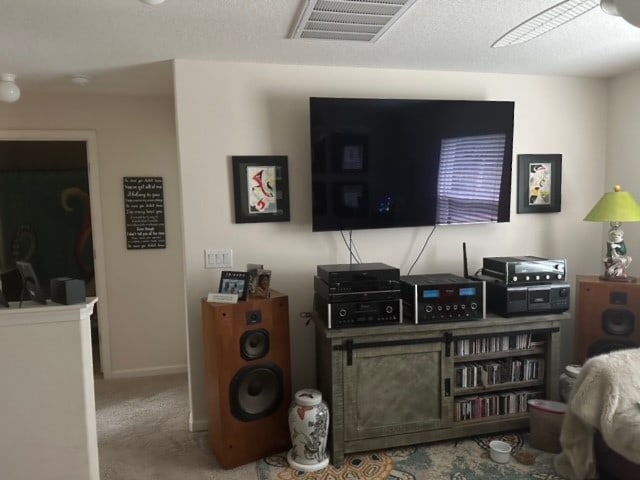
xmin=218 ymin=271 xmax=249 ymax=300
xmin=15 ymin=260 xmax=47 ymax=305
xmin=232 ymin=156 xmax=290 ymax=223
xmin=517 ymin=154 xmax=562 ymax=214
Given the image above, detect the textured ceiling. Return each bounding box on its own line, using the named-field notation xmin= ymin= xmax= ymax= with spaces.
xmin=2 ymin=0 xmax=640 ymax=97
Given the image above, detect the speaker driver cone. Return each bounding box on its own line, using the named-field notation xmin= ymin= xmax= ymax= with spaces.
xmin=602 ymin=308 xmax=635 ymax=336
xmin=240 ymin=329 xmax=270 ymax=360
xmin=230 ymin=363 xmax=283 ymax=421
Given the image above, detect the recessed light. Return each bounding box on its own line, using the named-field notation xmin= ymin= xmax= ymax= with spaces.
xmin=139 ymin=0 xmax=166 ymax=5
xmin=71 ymin=75 xmax=91 ymax=86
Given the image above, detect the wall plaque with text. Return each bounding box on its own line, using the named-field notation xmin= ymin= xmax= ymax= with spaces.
xmin=123 ymin=176 xmax=166 ymax=249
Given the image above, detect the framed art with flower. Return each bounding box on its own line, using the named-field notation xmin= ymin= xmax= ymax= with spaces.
xmin=232 ymin=155 xmax=290 ymax=223
xmin=517 ymin=154 xmax=562 ymax=214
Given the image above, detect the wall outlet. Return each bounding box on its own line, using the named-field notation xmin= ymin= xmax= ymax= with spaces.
xmin=204 ymin=248 xmax=233 ymax=268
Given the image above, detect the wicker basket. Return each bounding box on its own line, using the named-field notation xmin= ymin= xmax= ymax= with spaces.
xmin=528 ymin=399 xmax=567 ymax=453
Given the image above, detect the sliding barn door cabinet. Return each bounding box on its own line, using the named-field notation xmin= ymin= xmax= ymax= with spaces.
xmin=315 ymin=313 xmax=564 ymax=464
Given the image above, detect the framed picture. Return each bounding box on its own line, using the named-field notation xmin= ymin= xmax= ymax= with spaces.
xmin=232 ymin=156 xmax=290 ymax=223
xmin=517 ymin=154 xmax=562 ymax=214
xmin=15 ymin=260 xmax=47 ymax=305
xmin=246 ymin=263 xmax=263 ymax=295
xmin=218 ymin=271 xmax=249 ymax=300
xmin=253 ymin=269 xmax=272 ymax=298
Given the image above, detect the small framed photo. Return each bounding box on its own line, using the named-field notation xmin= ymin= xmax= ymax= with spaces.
xmin=517 ymin=154 xmax=562 ymax=214
xmin=218 ymin=271 xmax=249 ymax=300
xmin=246 ymin=263 xmax=263 ymax=295
xmin=232 ymin=156 xmax=290 ymax=223
xmin=15 ymin=261 xmax=47 ymax=305
xmin=253 ymin=269 xmax=272 ymax=298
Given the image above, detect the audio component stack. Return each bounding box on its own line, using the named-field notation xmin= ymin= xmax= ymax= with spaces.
xmin=313 ymin=262 xmax=402 ymax=329
xmin=400 ymin=273 xmax=485 ymax=324
xmin=478 ymin=256 xmax=570 ymax=317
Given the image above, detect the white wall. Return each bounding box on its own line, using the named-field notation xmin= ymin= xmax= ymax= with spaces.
xmin=607 ymin=69 xmax=640 ymax=270
xmin=0 ymin=94 xmax=187 ymax=378
xmin=173 ymin=60 xmax=609 ymax=429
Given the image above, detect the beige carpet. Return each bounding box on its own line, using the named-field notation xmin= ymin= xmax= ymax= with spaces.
xmin=95 ymin=373 xmax=563 ymax=480
xmin=95 ymin=373 xmax=254 ymax=479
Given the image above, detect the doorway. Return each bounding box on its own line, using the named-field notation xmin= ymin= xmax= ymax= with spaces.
xmin=0 ymin=130 xmax=111 ymax=377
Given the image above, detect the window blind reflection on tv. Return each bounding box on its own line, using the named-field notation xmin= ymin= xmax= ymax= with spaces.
xmin=309 ymin=97 xmax=514 ymax=232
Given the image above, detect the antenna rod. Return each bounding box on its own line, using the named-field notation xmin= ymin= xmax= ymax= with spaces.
xmin=463 ymin=242 xmax=469 ymax=278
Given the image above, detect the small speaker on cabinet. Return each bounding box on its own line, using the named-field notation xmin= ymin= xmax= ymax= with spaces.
xmin=50 ymin=277 xmax=86 ymax=305
xmin=575 ymin=276 xmax=640 ymax=364
xmin=202 ymin=291 xmax=291 ymax=469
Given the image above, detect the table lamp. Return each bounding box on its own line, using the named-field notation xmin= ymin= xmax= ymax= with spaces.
xmin=584 ymin=185 xmax=640 ymax=282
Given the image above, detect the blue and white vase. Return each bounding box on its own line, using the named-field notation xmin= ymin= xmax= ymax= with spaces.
xmin=287 ymin=388 xmax=330 ymax=471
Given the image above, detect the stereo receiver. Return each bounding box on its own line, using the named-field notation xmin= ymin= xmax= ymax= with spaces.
xmin=482 ymin=256 xmax=566 ymax=284
xmin=314 ymin=294 xmax=402 ymax=329
xmin=400 ymin=273 xmax=485 ymax=324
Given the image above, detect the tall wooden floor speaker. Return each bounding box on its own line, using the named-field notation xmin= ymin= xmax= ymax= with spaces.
xmin=202 ymin=291 xmax=292 ymax=469
xmin=575 ymin=275 xmax=640 ymax=364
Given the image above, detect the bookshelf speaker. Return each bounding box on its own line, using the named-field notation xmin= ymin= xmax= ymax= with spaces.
xmin=575 ymin=275 xmax=640 ymax=364
xmin=202 ymin=292 xmax=291 ymax=469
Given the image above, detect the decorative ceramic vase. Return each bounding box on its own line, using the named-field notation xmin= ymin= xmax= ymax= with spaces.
xmin=287 ymin=388 xmax=330 ymax=472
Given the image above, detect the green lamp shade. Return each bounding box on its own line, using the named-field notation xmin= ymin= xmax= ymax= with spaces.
xmin=584 ymin=185 xmax=640 ymax=222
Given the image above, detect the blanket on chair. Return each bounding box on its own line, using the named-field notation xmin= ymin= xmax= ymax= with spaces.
xmin=554 ymin=348 xmax=640 ymax=479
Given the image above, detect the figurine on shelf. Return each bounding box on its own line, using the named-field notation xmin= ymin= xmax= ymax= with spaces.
xmin=603 ymin=227 xmax=632 ymax=280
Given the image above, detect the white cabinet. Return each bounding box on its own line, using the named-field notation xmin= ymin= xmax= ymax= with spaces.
xmin=0 ymin=299 xmax=99 ymax=480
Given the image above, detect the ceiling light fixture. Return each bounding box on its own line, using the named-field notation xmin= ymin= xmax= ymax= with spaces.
xmin=71 ymin=75 xmax=91 ymax=86
xmin=609 ymin=0 xmax=640 ymax=27
xmin=139 ymin=0 xmax=166 ymax=5
xmin=0 ymin=73 xmax=21 ymax=103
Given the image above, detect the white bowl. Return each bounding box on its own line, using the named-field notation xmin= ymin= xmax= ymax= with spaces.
xmin=489 ymin=440 xmax=512 ymax=463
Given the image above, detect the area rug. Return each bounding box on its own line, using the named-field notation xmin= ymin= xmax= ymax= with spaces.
xmin=256 ymin=432 xmax=566 ymax=480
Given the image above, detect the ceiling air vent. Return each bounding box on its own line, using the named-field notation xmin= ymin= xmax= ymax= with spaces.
xmin=290 ymin=0 xmax=418 ymax=42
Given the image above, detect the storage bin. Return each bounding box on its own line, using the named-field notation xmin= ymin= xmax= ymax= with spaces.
xmin=528 ymin=399 xmax=567 ymax=453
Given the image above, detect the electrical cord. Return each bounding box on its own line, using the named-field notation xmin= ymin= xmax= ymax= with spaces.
xmin=407 ymin=225 xmax=438 ymax=275
xmin=340 ymin=230 xmax=362 ymax=264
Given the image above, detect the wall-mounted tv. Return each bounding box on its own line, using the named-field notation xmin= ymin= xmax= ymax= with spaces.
xmin=310 ymin=97 xmax=515 ymax=232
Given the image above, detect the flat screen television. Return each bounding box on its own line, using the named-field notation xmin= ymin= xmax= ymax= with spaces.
xmin=310 ymin=97 xmax=515 ymax=232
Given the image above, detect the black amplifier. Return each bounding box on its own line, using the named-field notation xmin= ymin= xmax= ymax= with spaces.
xmin=479 ymin=274 xmax=570 ymax=317
xmin=317 ymin=262 xmax=400 ymax=288
xmin=314 ymin=293 xmax=402 ymax=329
xmin=400 ymin=273 xmax=485 ymax=324
xmin=482 ymin=256 xmax=566 ymax=284
xmin=313 ymin=275 xmax=401 ymax=302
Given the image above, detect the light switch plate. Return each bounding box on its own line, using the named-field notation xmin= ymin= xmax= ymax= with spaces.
xmin=204 ymin=248 xmax=233 ymax=268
